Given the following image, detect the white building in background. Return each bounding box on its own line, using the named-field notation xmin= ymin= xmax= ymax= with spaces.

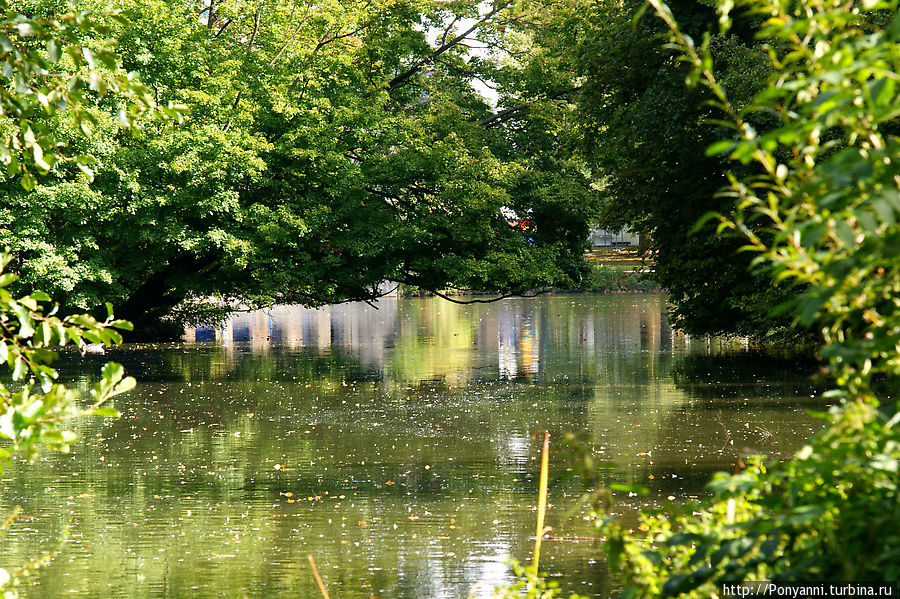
xmin=590 ymin=227 xmax=639 ymax=248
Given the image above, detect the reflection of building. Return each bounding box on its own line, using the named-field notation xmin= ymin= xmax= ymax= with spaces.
xmin=184 ymin=295 xmax=673 ymax=386
xmin=520 ymin=314 xmax=538 ymax=377
xmin=590 ymin=227 xmax=639 ymax=247
xmin=497 ymin=306 xmax=540 ymax=380
xmin=497 ymin=309 xmax=517 ymax=380
xmin=185 ymin=303 xmax=400 ymax=370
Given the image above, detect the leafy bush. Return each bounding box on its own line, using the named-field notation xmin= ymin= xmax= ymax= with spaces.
xmin=605 ymin=400 xmax=899 ymax=596
xmin=491 ymin=561 xmax=578 ymax=599
xmin=595 ymin=0 xmax=900 ymax=595
xmin=0 ymin=250 xmax=135 ymax=591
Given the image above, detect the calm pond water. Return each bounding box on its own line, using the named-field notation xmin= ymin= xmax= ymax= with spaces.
xmin=1 ymin=294 xmax=825 ymax=597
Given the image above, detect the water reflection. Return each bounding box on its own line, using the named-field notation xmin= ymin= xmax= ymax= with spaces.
xmin=185 ymin=295 xmax=676 ymax=387
xmin=1 ymin=294 xmax=824 ymax=598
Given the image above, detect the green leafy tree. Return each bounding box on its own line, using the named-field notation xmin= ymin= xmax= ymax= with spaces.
xmin=0 ymin=0 xmax=597 ymax=333
xmin=548 ymin=0 xmax=802 ymax=338
xmin=0 ymin=3 xmax=165 ymax=188
xmin=598 ymin=0 xmax=900 ymax=594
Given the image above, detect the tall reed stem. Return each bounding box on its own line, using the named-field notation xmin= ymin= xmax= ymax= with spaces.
xmin=532 ymin=430 xmax=550 ymax=575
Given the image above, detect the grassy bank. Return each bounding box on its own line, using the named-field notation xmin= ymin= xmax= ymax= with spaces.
xmin=584 ymin=247 xmax=658 ymax=292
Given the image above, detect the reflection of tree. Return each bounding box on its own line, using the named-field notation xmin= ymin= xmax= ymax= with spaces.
xmin=671 ymin=351 xmax=819 ymax=400
xmin=181 ymin=295 xmax=678 ymax=389
xmin=389 ymin=301 xmax=480 ymax=385
xmin=653 ymin=350 xmax=825 ymax=478
xmin=73 ymin=344 xmax=376 ymax=388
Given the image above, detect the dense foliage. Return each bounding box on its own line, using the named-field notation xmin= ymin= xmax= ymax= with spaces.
xmin=533 ymin=0 xmax=798 ymax=337
xmin=0 ymin=0 xmax=596 ymax=333
xmin=599 ymin=0 xmax=900 ymax=595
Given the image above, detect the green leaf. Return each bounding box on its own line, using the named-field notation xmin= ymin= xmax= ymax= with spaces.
xmin=706 ymin=140 xmax=736 ymax=156
xmin=113 ymin=376 xmax=136 ymax=395
xmin=20 ymin=170 xmax=35 ymax=191
xmin=16 ymin=22 xmax=38 ymax=36
xmin=12 ymin=356 xmax=28 ymax=380
xmin=690 ymin=211 xmax=723 ymax=235
xmin=76 ymin=162 xmax=94 ymax=181
xmin=833 ymin=220 xmax=856 ymax=248
xmin=110 ymin=319 xmax=134 ymax=331
xmin=92 ymin=407 xmax=120 ymax=418
xmin=11 ymin=304 xmax=35 ymax=338
xmin=0 ymin=410 xmax=15 ymax=440
xmin=27 ymin=291 xmax=50 ymax=302
xmin=632 ymin=3 xmax=650 ymax=28
xmin=100 ymin=361 xmax=124 ymax=383
xmin=47 ymin=39 xmax=61 ymax=62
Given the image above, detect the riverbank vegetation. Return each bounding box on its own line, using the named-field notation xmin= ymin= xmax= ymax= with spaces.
xmin=555 ymin=0 xmax=899 ymax=596
xmin=584 ymin=249 xmax=657 ymax=293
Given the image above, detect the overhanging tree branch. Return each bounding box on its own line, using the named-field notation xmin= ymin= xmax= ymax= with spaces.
xmin=429 ymin=287 xmax=550 ymax=304
xmin=479 ymin=86 xmax=580 ymax=127
xmin=367 ymin=0 xmax=512 ymax=96
xmin=396 ymin=273 xmax=551 ymax=304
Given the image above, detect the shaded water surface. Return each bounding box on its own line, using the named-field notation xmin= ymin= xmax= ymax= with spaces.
xmin=1 ymin=294 xmax=824 ymax=597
